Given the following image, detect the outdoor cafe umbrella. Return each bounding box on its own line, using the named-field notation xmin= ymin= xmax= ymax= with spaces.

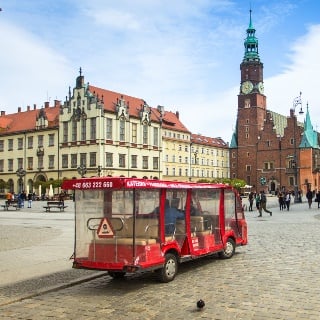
xmin=48 ymin=184 xmax=54 ymax=199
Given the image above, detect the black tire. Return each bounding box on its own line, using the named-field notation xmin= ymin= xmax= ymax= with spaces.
xmin=108 ymin=271 xmax=126 ymax=279
xmin=219 ymin=238 xmax=235 ymax=259
xmin=157 ymin=253 xmax=178 ymax=283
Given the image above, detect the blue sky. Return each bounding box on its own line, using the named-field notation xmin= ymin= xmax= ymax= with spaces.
xmin=0 ymin=0 xmax=320 ymax=142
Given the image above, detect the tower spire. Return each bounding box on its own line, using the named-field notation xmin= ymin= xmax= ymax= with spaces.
xmin=243 ymin=9 xmax=260 ymax=62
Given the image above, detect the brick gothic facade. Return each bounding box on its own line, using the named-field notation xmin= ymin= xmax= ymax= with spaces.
xmin=230 ymin=11 xmax=320 ymax=195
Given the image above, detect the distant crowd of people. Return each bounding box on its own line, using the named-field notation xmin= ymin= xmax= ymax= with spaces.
xmin=5 ymin=190 xmax=67 ymax=208
xmin=247 ymin=188 xmax=320 ymax=215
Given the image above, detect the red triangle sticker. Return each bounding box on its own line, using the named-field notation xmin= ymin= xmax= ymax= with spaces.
xmin=97 ymin=218 xmax=115 ymax=238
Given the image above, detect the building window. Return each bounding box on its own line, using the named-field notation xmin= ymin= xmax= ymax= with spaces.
xmin=153 ymin=127 xmax=159 ymax=146
xmin=131 ymin=123 xmax=137 ymax=144
xmin=62 ymin=155 xmax=68 ymax=168
xmin=143 ymin=124 xmax=148 ymax=145
xmin=72 ymin=121 xmax=77 ymax=142
xmin=49 ymin=134 xmax=55 ymax=146
xmin=179 ymin=168 xmax=182 ymax=176
xmin=90 ymin=118 xmax=96 ymax=140
xmin=172 ymin=167 xmax=175 ymax=176
xmin=185 ymin=157 xmax=188 ymax=164
xmin=106 ymin=118 xmax=113 ymax=140
xmin=81 ymin=119 xmax=86 ymax=141
xmin=106 ymin=153 xmax=113 ymax=167
xmin=131 ymin=155 xmax=137 ymax=168
xmin=153 ymin=157 xmax=158 ymax=170
xmin=0 ymin=159 xmax=3 ymax=172
xmin=8 ymin=139 xmax=13 ymax=151
xmin=27 ymin=157 xmax=33 ymax=170
xmin=38 ymin=156 xmax=44 ymax=170
xmin=172 ymin=155 xmax=175 ymax=163
xmin=89 ymin=152 xmax=96 ymax=167
xmin=264 ymin=162 xmax=274 ymax=170
xmin=48 ymin=155 xmax=54 ymax=169
xmin=18 ymin=138 xmax=23 ymax=150
xmin=142 ymin=156 xmax=148 ymax=169
xmin=179 ymin=156 xmax=182 ymax=163
xmin=245 ymin=126 xmax=249 ymax=132
xmin=38 ymin=135 xmax=44 ymax=147
xmin=17 ymin=158 xmax=23 ymax=169
xmin=245 ymin=133 xmax=249 ymax=139
xmin=166 ymin=167 xmax=169 ymax=175
xmin=267 ymin=140 xmax=271 ymax=147
xmin=8 ymin=159 xmax=13 ymax=171
xmin=246 ymin=165 xmax=251 ymax=171
xmin=71 ymin=154 xmax=77 ymax=168
xmin=119 ymin=120 xmax=125 ymax=141
xmin=80 ymin=153 xmax=87 ymax=166
xmin=63 ymin=122 xmax=68 ymax=143
xmin=0 ymin=140 xmax=3 ymax=152
xmin=289 ymin=176 xmax=294 ymax=186
xmin=119 ymin=154 xmax=126 ymax=168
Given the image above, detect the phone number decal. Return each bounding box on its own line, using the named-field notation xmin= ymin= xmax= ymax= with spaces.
xmin=72 ymin=181 xmax=113 ymax=189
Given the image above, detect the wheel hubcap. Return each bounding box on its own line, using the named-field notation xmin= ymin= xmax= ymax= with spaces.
xmin=166 ymin=259 xmax=176 ymax=278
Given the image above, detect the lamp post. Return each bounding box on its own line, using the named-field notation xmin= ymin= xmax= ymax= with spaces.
xmin=16 ymin=168 xmax=26 ymax=193
xmin=97 ymin=165 xmax=102 ymax=177
xmin=77 ymin=164 xmax=87 ymax=178
xmin=292 ymin=92 xmax=304 ymax=203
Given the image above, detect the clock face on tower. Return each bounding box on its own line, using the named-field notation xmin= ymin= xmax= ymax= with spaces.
xmin=258 ymin=82 xmax=264 ymax=94
xmin=241 ymin=81 xmax=253 ymax=94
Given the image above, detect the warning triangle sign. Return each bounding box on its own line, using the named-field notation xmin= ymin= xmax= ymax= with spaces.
xmin=97 ymin=218 xmax=115 ymax=238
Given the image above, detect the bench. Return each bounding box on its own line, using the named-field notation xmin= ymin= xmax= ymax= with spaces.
xmin=1 ymin=200 xmax=20 ymax=211
xmin=43 ymin=201 xmax=68 ymax=212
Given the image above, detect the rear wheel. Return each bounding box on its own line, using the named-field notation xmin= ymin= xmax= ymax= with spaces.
xmin=219 ymin=238 xmax=235 ymax=259
xmin=108 ymin=271 xmax=126 ymax=279
xmin=157 ymin=253 xmax=178 ymax=282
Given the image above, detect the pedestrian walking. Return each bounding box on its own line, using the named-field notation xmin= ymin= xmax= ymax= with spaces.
xmin=278 ymin=191 xmax=285 ymax=211
xmin=306 ymin=189 xmax=313 ymax=209
xmin=255 ymin=192 xmax=260 ymax=212
xmin=258 ymin=190 xmax=272 ymax=217
xmin=315 ymin=190 xmax=320 ymax=209
xmin=285 ymin=191 xmax=291 ymax=211
xmin=27 ymin=192 xmax=33 ymax=208
xmin=248 ymin=191 xmax=254 ymax=211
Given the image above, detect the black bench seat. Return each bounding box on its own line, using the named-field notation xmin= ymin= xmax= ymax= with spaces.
xmin=43 ymin=201 xmax=68 ymax=212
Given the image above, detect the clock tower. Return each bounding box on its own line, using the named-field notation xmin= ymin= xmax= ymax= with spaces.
xmin=230 ymin=10 xmax=267 ymax=186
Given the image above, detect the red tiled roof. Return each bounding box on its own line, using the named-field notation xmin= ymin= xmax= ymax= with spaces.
xmin=191 ymin=133 xmax=228 ymax=148
xmin=89 ymin=85 xmax=190 ymax=134
xmin=0 ymin=106 xmax=60 ymax=135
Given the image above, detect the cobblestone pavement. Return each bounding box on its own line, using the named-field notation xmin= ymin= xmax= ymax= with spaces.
xmin=1 ymin=197 xmax=320 ymax=319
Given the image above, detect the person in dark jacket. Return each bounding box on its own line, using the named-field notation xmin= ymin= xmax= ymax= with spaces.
xmin=306 ymin=189 xmax=313 ymax=209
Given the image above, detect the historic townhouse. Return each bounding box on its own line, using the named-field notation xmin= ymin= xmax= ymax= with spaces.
xmin=0 ymin=70 xmax=230 ymax=195
xmin=191 ymin=133 xmax=229 ymax=180
xmin=0 ymin=102 xmax=60 ymax=194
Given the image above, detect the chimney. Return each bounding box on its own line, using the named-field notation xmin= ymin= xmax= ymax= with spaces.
xmin=33 ymin=104 xmax=37 ymax=110
xmin=18 ymin=107 xmax=21 ymax=112
xmin=175 ymin=111 xmax=179 ymax=119
xmin=27 ymin=105 xmax=30 ymax=111
xmin=44 ymin=101 xmax=49 ymax=108
xmin=1 ymin=111 xmax=5 ymax=116
xmin=54 ymin=99 xmax=61 ymax=108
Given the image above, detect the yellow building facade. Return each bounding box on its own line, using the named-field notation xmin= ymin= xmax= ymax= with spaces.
xmin=0 ymin=72 xmax=230 ymax=195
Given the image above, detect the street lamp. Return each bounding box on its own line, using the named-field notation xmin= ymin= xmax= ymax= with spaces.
xmin=292 ymin=92 xmax=304 ymax=203
xmin=77 ymin=164 xmax=87 ymax=178
xmin=16 ymin=168 xmax=26 ymax=193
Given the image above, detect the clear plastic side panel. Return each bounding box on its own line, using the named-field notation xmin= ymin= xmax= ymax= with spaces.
xmin=74 ymin=189 xmax=105 ymax=260
xmin=75 ymin=188 xmax=162 ymax=267
xmin=165 ymin=189 xmax=187 ymax=248
xmin=224 ymin=190 xmax=241 ymax=238
xmin=191 ymin=189 xmax=221 ymax=248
